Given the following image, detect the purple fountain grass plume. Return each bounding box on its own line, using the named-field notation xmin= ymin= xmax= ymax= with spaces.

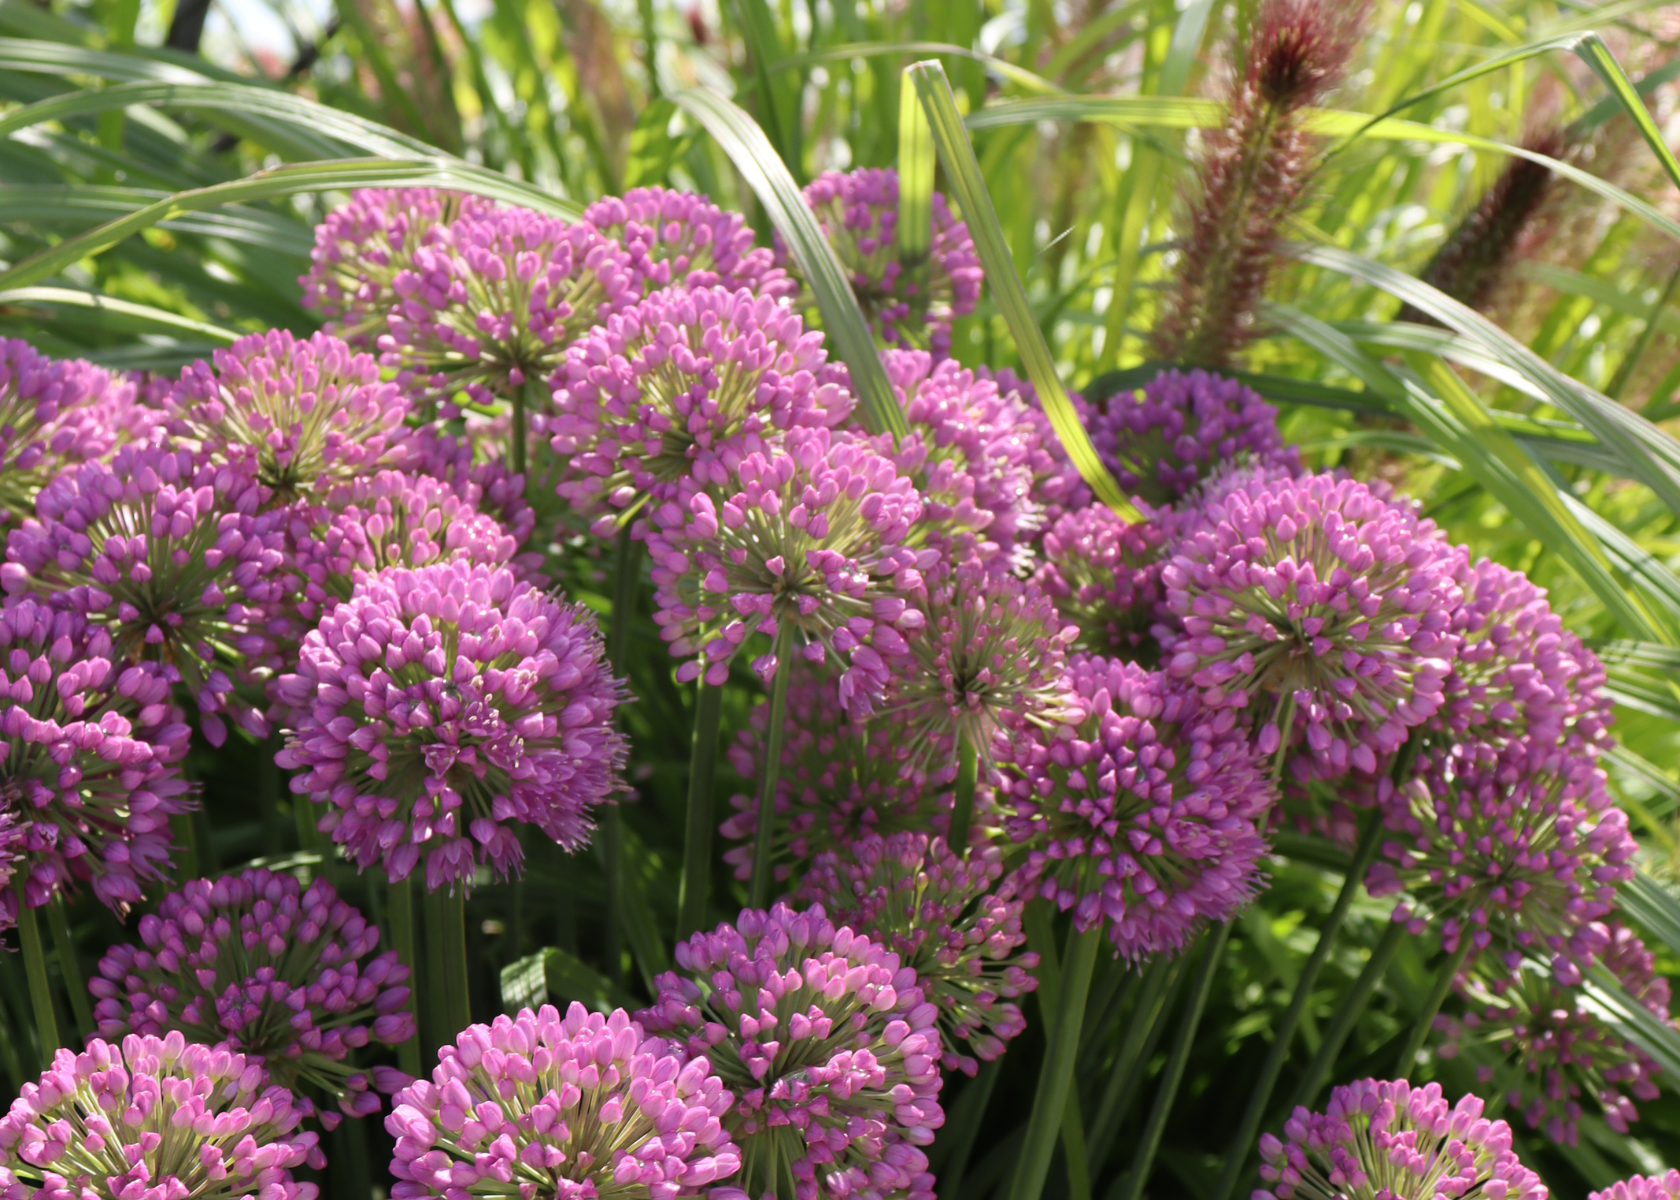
xmin=995 ymin=654 xmax=1275 ymax=961
xmin=92 ymin=868 xmax=416 ymax=1122
xmin=1255 ymin=1078 xmax=1546 ymax=1200
xmin=300 ymin=188 xmax=495 ymax=348
xmin=583 ymin=186 xmax=794 ymax=300
xmin=387 ymin=1003 xmax=742 ymax=1200
xmin=1149 ymin=0 xmax=1369 ymax=368
xmin=0 ymin=1032 xmax=323 ymax=1200
xmin=167 ymin=329 xmax=413 ymax=505
xmin=2 ymin=442 xmax=293 ymax=747
xmin=275 ymin=561 xmax=629 ymax=891
xmin=639 ymin=903 xmax=943 ymax=1200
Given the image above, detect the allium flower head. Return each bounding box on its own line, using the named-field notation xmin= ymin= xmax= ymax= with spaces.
xmin=0 ymin=598 xmax=189 ymax=915
xmin=380 ymin=206 xmax=637 ymax=412
xmin=286 ymin=469 xmax=523 ymax=625
xmin=800 ymin=832 xmax=1038 ymax=1075
xmin=1436 ymin=953 xmax=1663 ymax=1146
xmin=387 ymin=1002 xmax=740 ymax=1200
xmin=885 ymin=559 xmax=1075 ymax=768
xmin=1162 ymin=473 xmax=1461 ymax=778
xmin=1254 ymin=1078 xmax=1545 ymax=1200
xmin=785 ymin=168 xmax=982 ymax=357
xmin=168 ymin=330 xmax=412 ymax=503
xmin=548 ymin=286 xmax=852 ymax=525
xmin=1089 ymin=369 xmax=1299 ymax=508
xmin=640 ymin=903 xmax=943 ymax=1200
xmin=720 ymin=661 xmax=958 ymax=888
xmin=0 ymin=343 xmax=156 ymax=526
xmin=301 ymin=188 xmax=494 ymax=346
xmin=983 ymin=366 xmax=1092 ymax=527
xmin=0 ymin=1032 xmax=322 ymax=1200
xmin=1366 ymin=736 xmax=1637 ymax=968
xmin=409 ymin=427 xmax=538 ymax=548
xmin=91 ymin=868 xmax=416 ymax=1119
xmin=646 ymin=426 xmax=926 ymax=712
xmin=1595 ymin=1174 xmax=1680 ymax=1200
xmin=276 ymin=561 xmax=629 ymax=890
xmin=583 ymin=186 xmax=792 ymax=299
xmin=2 ymin=442 xmax=291 ymax=746
xmin=1032 ymin=505 xmax=1166 ymax=664
xmin=996 ymin=655 xmax=1273 ymax=959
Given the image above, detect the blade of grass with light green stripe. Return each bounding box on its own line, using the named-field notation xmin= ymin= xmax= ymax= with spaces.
xmin=906 ymin=59 xmax=1136 ymax=520
xmin=896 ymin=71 xmax=933 ymax=270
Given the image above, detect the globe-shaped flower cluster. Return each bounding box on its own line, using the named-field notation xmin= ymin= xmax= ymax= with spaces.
xmin=582 ymin=185 xmax=792 ymax=301
xmin=1032 ymin=504 xmax=1167 ymax=664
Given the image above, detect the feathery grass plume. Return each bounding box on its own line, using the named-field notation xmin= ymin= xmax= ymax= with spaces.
xmin=2 ymin=443 xmax=292 ymax=747
xmin=386 ymin=1003 xmax=741 ymax=1200
xmin=92 ymin=868 xmax=416 ymax=1122
xmin=275 ymin=561 xmax=629 ymax=890
xmin=639 ymin=903 xmax=944 ymax=1200
xmin=0 ymin=1032 xmax=323 ymax=1200
xmin=1399 ymin=130 xmax=1565 ymax=323
xmin=1149 ymin=0 xmax=1368 ymax=368
xmin=1255 ymin=1078 xmax=1546 ymax=1200
xmin=300 ymin=189 xmax=494 ymax=348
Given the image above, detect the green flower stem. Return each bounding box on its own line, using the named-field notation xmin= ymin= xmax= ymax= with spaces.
xmin=421 ymin=885 xmax=449 ymax=1056
xmin=1286 ymin=920 xmax=1406 ymax=1112
xmin=1110 ymin=921 xmax=1231 ymax=1200
xmin=14 ymin=883 xmax=59 ymax=1059
xmin=1209 ymin=815 xmax=1386 ymax=1200
xmin=441 ymin=886 xmax=473 ymax=1039
xmin=748 ymin=623 xmax=795 ymax=910
xmin=171 ymin=810 xmax=201 ymax=881
xmin=47 ymin=898 xmax=91 ymax=1040
xmin=677 ymin=681 xmax=725 ymax=941
xmin=512 ymin=380 xmax=540 ymax=477
xmin=948 ymin=732 xmax=979 ymax=855
xmin=386 ymin=877 xmax=424 ymax=1079
xmin=603 ymin=526 xmax=641 ymax=985
xmin=1008 ymin=922 xmax=1103 ymax=1200
xmin=1086 ymin=955 xmax=1179 ymax=1177
xmin=293 ymin=793 xmax=319 ymax=854
xmin=1394 ymin=935 xmax=1474 ymax=1076
xmin=934 ymin=1057 xmax=1002 ymax=1200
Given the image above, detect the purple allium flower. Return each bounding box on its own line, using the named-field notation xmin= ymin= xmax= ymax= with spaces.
xmin=783 ymin=168 xmax=982 ymax=357
xmin=1437 ymin=555 xmax=1613 ymax=754
xmin=981 ymin=366 xmax=1092 ymax=528
xmin=1088 ymin=369 xmax=1299 ymax=508
xmin=275 ymin=561 xmax=629 ymax=890
xmin=0 ymin=343 xmax=157 ymax=527
xmin=583 ymin=186 xmax=793 ymax=300
xmin=301 ymin=188 xmax=494 ymax=346
xmin=644 ymin=426 xmax=926 ymax=712
xmin=995 ymin=654 xmax=1274 ymax=960
xmin=1436 ymin=955 xmax=1662 ymax=1146
xmin=800 ymin=832 xmax=1038 ymax=1075
xmin=546 ymin=286 xmax=853 ymax=528
xmin=1595 ymin=1174 xmax=1680 ymax=1200
xmin=639 ymin=903 xmax=944 ymax=1200
xmin=1031 ymin=504 xmax=1166 ymax=664
xmin=286 ymin=469 xmax=524 ymax=626
xmin=884 ymin=559 xmax=1075 ymax=771
xmin=1161 ymin=473 xmax=1462 ymax=779
xmin=0 ymin=598 xmax=190 ymax=917
xmin=1366 ymin=736 xmax=1637 ymax=969
xmin=408 ymin=426 xmax=538 ymax=549
xmin=386 ymin=1002 xmax=740 ymax=1200
xmin=2 ymin=443 xmax=292 ymax=746
xmin=91 ymin=868 xmax=416 ymax=1121
xmin=167 ymin=330 xmax=412 ymax=503
xmin=0 ymin=1032 xmax=323 ymax=1200
xmin=1254 ymin=1078 xmax=1545 ymax=1200
xmin=719 ymin=660 xmax=957 ymax=888
xmin=378 ymin=206 xmax=637 ymax=412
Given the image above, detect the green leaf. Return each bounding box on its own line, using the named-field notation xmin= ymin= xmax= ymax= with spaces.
xmin=624 ymin=99 xmax=690 ymax=190
xmin=0 ymin=158 xmax=583 ymax=291
xmin=0 ymin=285 xmax=239 ymax=341
xmin=896 ymin=71 xmax=933 ymax=269
xmin=0 ymin=185 xmax=313 ymax=252
xmin=906 ymin=60 xmax=1137 ymax=520
xmin=1607 ymin=745 xmax=1680 ymax=818
xmin=729 ymin=0 xmax=797 ymax=169
xmin=1588 ymin=960 xmax=1680 ymax=1080
xmin=669 ymin=86 xmax=905 ymax=439
xmin=772 ymin=40 xmax=1063 ymax=96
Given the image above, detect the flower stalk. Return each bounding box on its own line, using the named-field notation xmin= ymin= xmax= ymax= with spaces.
xmin=13 ymin=882 xmax=58 ymax=1059
xmin=678 ymin=681 xmax=725 ymax=939
xmin=386 ymin=875 xmax=425 ymax=1078
xmin=748 ymin=623 xmax=795 ymax=909
xmin=47 ymin=897 xmax=90 ymax=1040
xmin=949 ymin=731 xmax=979 ymax=854
xmin=1287 ymin=919 xmax=1406 ymax=1111
xmin=1395 ymin=935 xmax=1475 ymax=1075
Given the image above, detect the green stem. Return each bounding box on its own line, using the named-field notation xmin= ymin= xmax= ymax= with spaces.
xmin=1086 ymin=955 xmax=1179 ymax=1176
xmin=677 ymin=682 xmax=725 ymax=941
xmin=293 ymin=792 xmax=319 ymax=855
xmin=1394 ymin=936 xmax=1474 ymax=1076
xmin=1209 ymin=815 xmax=1386 ymax=1200
xmin=948 ymin=732 xmax=979 ymax=855
xmin=13 ymin=885 xmax=59 ymax=1059
xmin=603 ymin=527 xmax=640 ymax=984
xmin=934 ymin=1058 xmax=1002 ymax=1198
xmin=748 ymin=624 xmax=795 ymax=910
xmin=511 ymin=380 xmax=537 ymax=477
xmin=1110 ymin=922 xmax=1231 ymax=1200
xmin=441 ymin=887 xmax=473 ymax=1039
xmin=47 ymin=899 xmax=91 ymax=1041
xmin=1008 ymin=923 xmax=1104 ymax=1200
xmin=171 ymin=810 xmax=201 ymax=881
xmin=387 ymin=878 xmax=424 ymax=1079
xmin=422 ymin=886 xmax=449 ymax=1056
xmin=1286 ymin=921 xmax=1406 ymax=1112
